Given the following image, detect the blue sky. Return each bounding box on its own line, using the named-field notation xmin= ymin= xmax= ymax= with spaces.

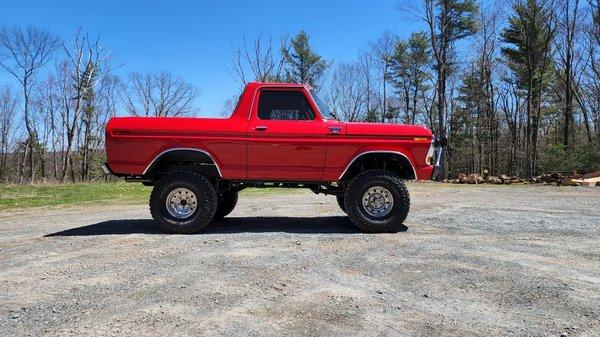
xmin=1 ymin=0 xmax=421 ymax=115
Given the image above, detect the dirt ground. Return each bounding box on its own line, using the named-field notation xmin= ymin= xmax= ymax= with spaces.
xmin=1 ymin=183 xmax=599 ymax=337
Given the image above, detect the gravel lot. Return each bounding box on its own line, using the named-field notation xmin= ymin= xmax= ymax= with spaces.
xmin=1 ymin=183 xmax=599 ymax=336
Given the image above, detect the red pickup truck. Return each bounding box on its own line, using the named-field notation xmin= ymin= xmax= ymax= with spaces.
xmin=104 ymin=82 xmax=443 ymax=234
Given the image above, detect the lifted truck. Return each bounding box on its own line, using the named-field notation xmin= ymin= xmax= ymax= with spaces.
xmin=104 ymin=82 xmax=444 ymax=233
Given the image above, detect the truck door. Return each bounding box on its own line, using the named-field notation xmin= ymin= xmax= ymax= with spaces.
xmin=247 ymin=89 xmax=327 ymax=180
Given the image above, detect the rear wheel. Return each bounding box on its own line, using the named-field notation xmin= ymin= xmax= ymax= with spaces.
xmin=150 ymin=171 xmax=217 ymax=234
xmin=336 ymin=196 xmax=346 ymax=213
xmin=344 ymin=170 xmax=410 ymax=233
xmin=214 ymin=191 xmax=238 ymax=220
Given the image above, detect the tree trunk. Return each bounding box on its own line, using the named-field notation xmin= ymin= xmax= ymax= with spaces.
xmin=531 ymin=91 xmax=541 ymax=177
xmin=525 ymin=82 xmax=533 ymax=178
xmin=22 ymin=80 xmax=36 ymax=184
xmin=61 ymin=135 xmax=74 ymax=183
xmin=18 ymin=139 xmax=29 ymax=184
xmin=563 ymin=45 xmax=573 ymax=149
xmin=382 ymin=64 xmax=387 ymax=123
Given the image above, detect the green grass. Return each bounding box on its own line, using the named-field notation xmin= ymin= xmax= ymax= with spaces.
xmin=0 ymin=182 xmax=152 ymax=211
xmin=0 ymin=182 xmax=303 ymax=211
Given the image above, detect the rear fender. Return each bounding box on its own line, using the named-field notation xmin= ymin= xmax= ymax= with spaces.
xmin=143 ymin=148 xmax=222 ymax=177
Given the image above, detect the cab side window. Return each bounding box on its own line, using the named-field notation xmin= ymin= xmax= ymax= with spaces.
xmin=258 ymin=91 xmax=314 ymax=121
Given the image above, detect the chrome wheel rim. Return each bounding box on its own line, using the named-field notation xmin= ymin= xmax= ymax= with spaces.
xmin=166 ymin=188 xmax=197 ymax=220
xmin=362 ymin=186 xmax=394 ymax=217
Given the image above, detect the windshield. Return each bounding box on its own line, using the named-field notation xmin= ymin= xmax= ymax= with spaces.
xmin=310 ymin=90 xmax=337 ymax=120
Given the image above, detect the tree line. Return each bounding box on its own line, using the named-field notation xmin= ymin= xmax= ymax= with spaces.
xmin=1 ymin=0 xmax=599 ymax=184
xmin=231 ymin=0 xmax=599 ymax=179
xmin=0 ymin=28 xmax=201 ymax=183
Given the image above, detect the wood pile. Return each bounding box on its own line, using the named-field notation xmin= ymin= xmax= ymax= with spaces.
xmin=566 ymin=170 xmax=600 ymax=187
xmin=535 ymin=170 xmax=600 ymax=186
xmin=445 ymin=170 xmax=600 ymax=186
xmin=447 ymin=173 xmax=524 ymax=185
xmin=532 ymin=172 xmax=567 ymax=184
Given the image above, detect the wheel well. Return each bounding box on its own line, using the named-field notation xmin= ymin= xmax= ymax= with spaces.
xmin=340 ymin=152 xmax=416 ymax=181
xmin=144 ymin=149 xmax=221 ymax=182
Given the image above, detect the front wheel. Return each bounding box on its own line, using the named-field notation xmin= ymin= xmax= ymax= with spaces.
xmin=149 ymin=171 xmax=217 ymax=234
xmin=344 ymin=170 xmax=410 ymax=233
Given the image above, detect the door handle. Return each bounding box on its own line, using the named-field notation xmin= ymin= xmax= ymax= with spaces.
xmin=329 ymin=126 xmax=341 ymax=134
xmin=254 ymin=126 xmax=268 ymax=131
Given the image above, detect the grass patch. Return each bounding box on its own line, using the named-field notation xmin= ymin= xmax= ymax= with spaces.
xmin=0 ymin=182 xmax=303 ymax=211
xmin=0 ymin=182 xmax=151 ymax=211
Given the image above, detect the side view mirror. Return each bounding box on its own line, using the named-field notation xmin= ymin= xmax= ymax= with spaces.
xmin=434 ymin=136 xmax=448 ymax=147
xmin=439 ymin=136 xmax=448 ymax=147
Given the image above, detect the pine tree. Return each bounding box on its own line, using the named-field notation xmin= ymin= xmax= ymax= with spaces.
xmin=423 ymin=0 xmax=478 ymax=136
xmin=390 ymin=31 xmax=431 ymax=124
xmin=501 ymin=0 xmax=555 ymax=177
xmin=452 ymin=68 xmax=480 ymax=175
xmin=281 ymin=31 xmax=328 ymax=88
xmin=420 ymin=0 xmax=478 ymax=180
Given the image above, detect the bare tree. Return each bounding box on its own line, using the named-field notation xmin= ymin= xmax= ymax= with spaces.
xmin=96 ymin=74 xmax=120 ymax=120
xmin=32 ymin=88 xmax=51 ymax=180
xmin=356 ymin=50 xmax=381 ymax=120
xmin=498 ymin=66 xmax=526 ymax=176
xmin=471 ymin=3 xmax=501 ymax=175
xmin=229 ymin=34 xmax=289 ymax=89
xmin=554 ymin=0 xmax=585 ymax=148
xmin=79 ymin=74 xmax=120 ymax=180
xmin=0 ymin=27 xmax=59 ymax=183
xmin=36 ymin=74 xmax=63 ymax=180
xmin=58 ymin=28 xmax=113 ymax=182
xmin=326 ymin=62 xmax=366 ymax=122
xmin=581 ymin=0 xmax=600 ymax=140
xmin=371 ymin=31 xmax=397 ymax=122
xmin=0 ymin=86 xmax=18 ymax=181
xmin=219 ymin=94 xmax=241 ymax=118
xmin=122 ymin=71 xmax=199 ymax=117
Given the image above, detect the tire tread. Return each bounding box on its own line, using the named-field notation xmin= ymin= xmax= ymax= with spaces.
xmin=149 ymin=171 xmax=217 ymax=234
xmin=343 ymin=169 xmax=410 ymax=233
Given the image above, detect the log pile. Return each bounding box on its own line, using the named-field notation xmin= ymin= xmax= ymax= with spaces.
xmin=448 ymin=173 xmax=524 ymax=185
xmin=532 ymin=172 xmax=567 ymax=184
xmin=566 ymin=170 xmax=600 ymax=187
xmin=444 ymin=170 xmax=600 ymax=186
xmin=535 ymin=170 xmax=600 ymax=186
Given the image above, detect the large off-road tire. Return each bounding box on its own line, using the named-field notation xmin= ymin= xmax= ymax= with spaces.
xmin=149 ymin=171 xmax=217 ymax=234
xmin=336 ymin=196 xmax=346 ymax=213
xmin=343 ymin=169 xmax=410 ymax=233
xmin=214 ymin=191 xmax=238 ymax=220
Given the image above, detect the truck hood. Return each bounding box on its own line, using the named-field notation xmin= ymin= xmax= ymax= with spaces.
xmin=343 ymin=122 xmax=433 ymax=138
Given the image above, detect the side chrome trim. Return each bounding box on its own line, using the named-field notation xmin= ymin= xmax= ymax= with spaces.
xmin=338 ymin=151 xmax=418 ymax=181
xmin=142 ymin=148 xmax=223 ymax=177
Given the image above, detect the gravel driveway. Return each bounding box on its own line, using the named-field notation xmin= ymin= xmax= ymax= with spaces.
xmin=1 ymin=183 xmax=599 ymax=336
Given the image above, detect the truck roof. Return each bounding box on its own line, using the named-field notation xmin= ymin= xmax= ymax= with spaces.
xmin=245 ymin=82 xmax=312 ymax=90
